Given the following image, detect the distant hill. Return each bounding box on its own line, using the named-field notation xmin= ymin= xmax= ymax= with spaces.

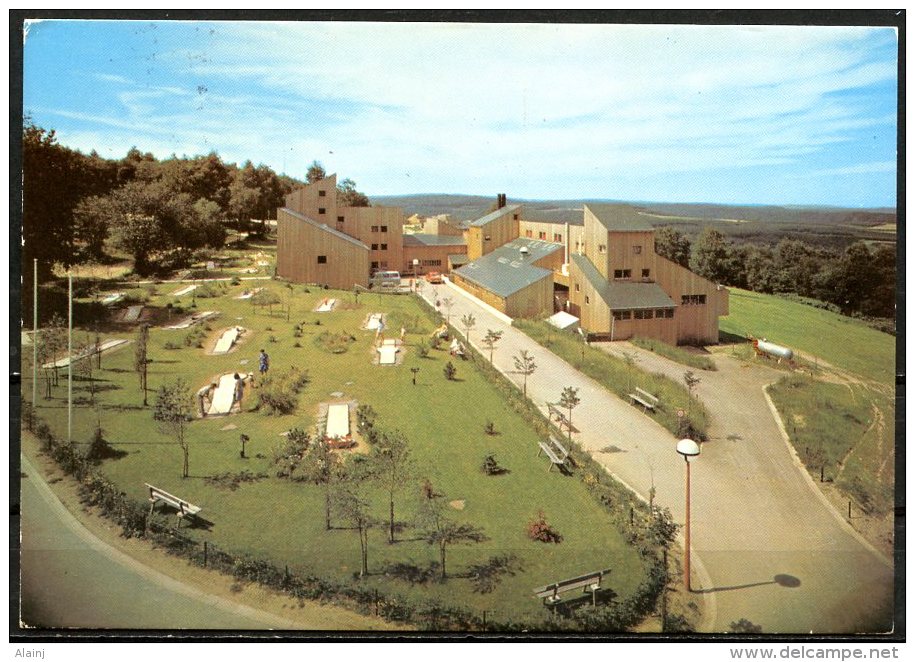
xmin=370 ymin=194 xmax=895 ymax=248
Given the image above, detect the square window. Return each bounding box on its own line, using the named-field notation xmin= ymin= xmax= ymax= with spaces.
xmin=614 ymin=270 xmax=622 ymax=278
xmin=318 ymin=190 xmax=326 ymax=197
xmin=318 ymin=208 xmax=326 ymax=215
xmin=539 ymin=232 xmax=547 ymax=240
xmin=599 ymin=244 xmax=607 ymax=254
xmin=698 ymin=294 xmax=707 ymax=304
xmin=621 ymin=310 xmax=631 ymax=320
xmin=371 ymin=243 xmax=379 ymax=250
xmin=633 ymin=245 xmax=642 ymax=254
xmin=526 ymin=230 xmax=533 ymax=238
xmin=682 ymin=295 xmax=690 ymax=305
xmin=381 ymin=243 xmax=388 ymax=250
xmin=513 ymin=214 xmax=519 ymax=220
xmin=642 ymin=269 xmax=650 ymax=278
xmin=554 ymin=233 xmax=562 ymax=242
xmin=665 ymin=309 xmax=674 ymax=318
xmin=381 ymin=225 xmax=388 ymax=232
xmin=317 ymin=255 xmax=327 ymax=264
xmin=337 ymin=216 xmax=344 ymax=223
xmin=371 ymin=261 xmax=379 ymax=270
xmin=371 ymin=225 xmax=379 ymax=232
xmin=623 ymin=269 xmax=631 ymax=278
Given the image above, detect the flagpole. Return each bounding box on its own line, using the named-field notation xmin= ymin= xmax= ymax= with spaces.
xmin=68 ymin=271 xmax=73 ymax=444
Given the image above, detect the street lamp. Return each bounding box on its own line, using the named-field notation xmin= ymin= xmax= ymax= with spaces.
xmin=676 ymin=437 xmax=701 ymax=592
xmin=412 ymin=258 xmax=420 ymax=277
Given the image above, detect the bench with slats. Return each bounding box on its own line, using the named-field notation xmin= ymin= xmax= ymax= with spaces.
xmin=537 ymin=437 xmax=570 ymax=472
xmin=629 ymin=387 xmax=660 ymax=411
xmin=145 ymin=483 xmax=202 ymax=526
xmin=533 ymin=568 xmax=612 ymax=606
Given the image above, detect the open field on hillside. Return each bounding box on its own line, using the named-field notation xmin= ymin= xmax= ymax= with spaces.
xmin=23 ymin=270 xmax=648 ymax=625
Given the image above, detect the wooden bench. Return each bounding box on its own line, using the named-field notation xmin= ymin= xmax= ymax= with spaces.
xmin=547 ymin=404 xmax=579 ymax=433
xmin=537 ymin=437 xmax=570 ymax=472
xmin=533 ymin=568 xmax=612 ymax=606
xmin=629 ymin=387 xmax=660 ymax=411
xmin=145 ymin=483 xmax=202 ymax=527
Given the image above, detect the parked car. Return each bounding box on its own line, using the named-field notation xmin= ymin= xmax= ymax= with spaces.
xmin=425 ymin=271 xmax=443 ymax=284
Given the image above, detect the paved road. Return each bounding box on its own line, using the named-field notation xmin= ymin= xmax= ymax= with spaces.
xmin=18 ymin=454 xmax=383 ymax=631
xmin=421 ymin=281 xmax=894 ymax=633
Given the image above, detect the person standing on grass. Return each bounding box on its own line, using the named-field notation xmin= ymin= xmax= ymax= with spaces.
xmin=259 ymin=349 xmax=269 ymax=377
xmin=233 ymin=373 xmax=244 ymax=409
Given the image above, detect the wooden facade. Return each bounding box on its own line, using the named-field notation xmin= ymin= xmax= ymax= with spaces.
xmin=276 ymin=208 xmax=370 ymax=289
xmin=466 ymin=205 xmax=522 ymax=260
xmin=402 ymin=242 xmax=468 ymax=275
xmin=451 ymin=271 xmax=553 ymax=319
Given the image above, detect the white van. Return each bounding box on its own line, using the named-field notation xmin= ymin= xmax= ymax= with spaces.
xmin=370 ymin=270 xmax=401 ymax=288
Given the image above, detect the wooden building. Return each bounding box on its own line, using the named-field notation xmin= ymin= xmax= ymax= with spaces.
xmin=402 ymin=234 xmax=467 ymax=276
xmin=466 ymin=200 xmax=523 ymax=260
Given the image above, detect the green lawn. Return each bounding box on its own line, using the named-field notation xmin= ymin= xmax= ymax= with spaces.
xmin=720 ymin=288 xmax=895 ymax=386
xmin=629 ymin=336 xmax=716 ymax=371
xmin=25 ymin=275 xmax=647 ymax=624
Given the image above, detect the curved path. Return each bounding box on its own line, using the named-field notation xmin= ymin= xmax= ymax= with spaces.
xmin=19 ymin=453 xmax=391 ymax=630
xmin=420 ymin=282 xmax=893 ymax=633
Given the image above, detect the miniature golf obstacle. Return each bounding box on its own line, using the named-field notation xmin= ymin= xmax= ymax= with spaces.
xmin=42 ymin=338 xmax=130 ymax=369
xmin=205 ymin=372 xmax=251 ymax=416
xmin=234 ymin=287 xmax=263 ymax=300
xmin=377 ymin=341 xmax=400 ymax=365
xmin=315 ymin=298 xmax=337 ymax=312
xmin=171 ymin=284 xmax=199 ymax=297
xmin=123 ymin=305 xmax=144 ymax=322
xmin=213 ymin=326 xmax=244 ymax=355
xmin=365 ymin=313 xmax=384 ymax=330
xmin=101 ymin=292 xmax=125 ymax=306
xmin=165 ymin=310 xmax=218 ymax=330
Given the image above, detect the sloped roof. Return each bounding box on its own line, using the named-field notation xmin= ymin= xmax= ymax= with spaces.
xmin=280 ymin=208 xmax=369 ymax=250
xmin=448 ymin=253 xmax=470 ymax=266
xmin=455 ymin=238 xmax=561 ymax=298
xmin=585 ymin=203 xmax=654 ymax=232
xmin=571 ymin=253 xmax=675 ymax=310
xmin=469 ymin=204 xmax=522 ymax=227
xmin=402 ymin=234 xmax=467 ymax=247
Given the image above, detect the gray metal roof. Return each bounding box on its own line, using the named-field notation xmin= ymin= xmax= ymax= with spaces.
xmin=469 ymin=204 xmax=522 ymax=227
xmin=281 ymin=208 xmax=369 ymax=250
xmin=571 ymin=253 xmax=675 ymax=310
xmin=448 ymin=253 xmax=470 ymax=266
xmin=455 ymin=238 xmax=561 ymax=298
xmin=402 ymin=234 xmax=467 ymax=247
xmin=585 ymin=203 xmax=654 ymax=232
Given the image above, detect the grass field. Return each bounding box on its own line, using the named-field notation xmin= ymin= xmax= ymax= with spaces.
xmin=721 ymin=287 xmax=895 ymax=519
xmin=629 ymin=336 xmax=716 ymax=371
xmin=512 ymin=319 xmax=710 ymax=440
xmin=24 ymin=258 xmax=648 ymax=624
xmin=720 ymin=288 xmax=895 ymax=385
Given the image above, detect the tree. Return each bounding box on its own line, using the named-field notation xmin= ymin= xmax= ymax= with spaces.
xmin=558 ymin=386 xmax=580 ymax=442
xmin=441 ymin=297 xmax=455 ymax=325
xmin=481 ymin=329 xmax=503 ymax=364
xmin=654 ymin=226 xmax=691 ymax=267
xmin=369 ymin=429 xmax=415 ymax=543
xmin=460 ymin=313 xmax=477 ymax=346
xmin=729 ymin=618 xmax=763 ymax=633
xmin=153 ymin=379 xmax=193 ymax=478
xmin=134 ymin=324 xmax=150 ymax=406
xmin=443 ymin=361 xmax=457 ymax=381
xmin=252 ymin=289 xmax=282 ymax=315
xmin=691 ymin=227 xmax=731 ymax=284
xmin=513 ymin=350 xmax=537 ymax=397
xmin=334 ymin=485 xmax=374 ymax=577
xmin=306 ymin=161 xmax=326 ymax=184
xmin=622 ymin=351 xmax=638 ymax=393
xmin=298 ymin=438 xmax=345 ymax=530
xmin=683 ymin=371 xmax=701 ymax=419
xmin=418 ymin=496 xmax=488 ymax=580
xmin=74 ymin=337 xmax=98 ymax=406
xmin=41 ymin=313 xmax=68 ymax=393
xmin=337 ymin=178 xmax=370 ymax=207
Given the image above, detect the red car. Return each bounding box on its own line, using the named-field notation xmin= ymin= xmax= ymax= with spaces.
xmin=425 ymin=271 xmax=443 ymax=284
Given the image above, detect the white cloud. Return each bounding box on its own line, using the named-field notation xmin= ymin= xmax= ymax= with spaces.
xmin=813 ymin=161 xmax=896 ymax=176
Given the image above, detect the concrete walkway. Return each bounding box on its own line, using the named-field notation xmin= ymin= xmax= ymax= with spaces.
xmin=419 ymin=282 xmax=893 ymax=633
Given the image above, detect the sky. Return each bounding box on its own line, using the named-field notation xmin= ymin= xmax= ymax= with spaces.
xmin=22 ymin=20 xmax=898 ymax=207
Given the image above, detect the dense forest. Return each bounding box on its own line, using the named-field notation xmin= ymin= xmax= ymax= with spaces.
xmin=21 ymin=121 xmax=305 ymax=278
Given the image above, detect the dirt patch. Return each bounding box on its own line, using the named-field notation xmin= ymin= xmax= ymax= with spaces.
xmin=449 ymin=499 xmax=465 ymax=511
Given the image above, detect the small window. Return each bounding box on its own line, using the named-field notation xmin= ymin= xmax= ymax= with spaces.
xmin=642 ymin=268 xmax=650 ymax=278
xmin=624 ymin=269 xmax=631 ymax=278
xmin=539 ymin=232 xmax=547 ymax=240
xmin=371 ymin=225 xmax=379 ymax=232
xmin=620 ymin=310 xmax=631 ymax=320
xmin=526 ymin=230 xmax=533 ymax=238
xmin=664 ymin=309 xmax=674 ymax=318
xmin=318 ymin=208 xmax=326 ymax=215
xmin=318 ymin=190 xmax=326 ymax=197
xmin=484 ymin=235 xmax=491 ymax=241
xmin=574 ymin=283 xmax=580 ymax=292
xmin=317 ymin=255 xmax=327 ymax=264
xmin=554 ymin=233 xmax=562 ymax=242
xmin=612 ymin=311 xmax=623 ymax=321
xmin=513 ymin=214 xmax=519 ymax=220
xmin=371 ymin=261 xmax=379 ymax=270
xmin=698 ymin=294 xmax=707 ymax=305
xmin=337 ymin=215 xmax=344 ymax=223
xmin=633 ymin=245 xmax=642 ymax=254
xmin=381 ymin=225 xmax=388 ymax=233
xmin=599 ymin=244 xmax=607 ymax=254
xmin=380 ymin=243 xmax=388 ymax=250
xmin=614 ymin=270 xmax=622 ymax=279
xmin=371 ymin=243 xmax=379 ymax=250
xmin=634 ymin=310 xmax=647 ymax=320
xmin=585 ymin=296 xmax=590 ymax=305
xmin=682 ymin=295 xmax=690 ymax=306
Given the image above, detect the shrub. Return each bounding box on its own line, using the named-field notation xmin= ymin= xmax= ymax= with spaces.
xmin=272 ymin=428 xmax=311 ymax=478
xmin=256 ymin=366 xmax=310 ymax=415
xmin=443 ymin=361 xmax=457 ymax=381
xmin=484 ymin=420 xmax=497 ymax=435
xmin=314 ymin=331 xmax=353 ymax=354
xmin=527 ymin=510 xmax=563 ymax=543
xmin=417 ymin=340 xmax=429 ymax=358
xmin=163 ymin=341 xmax=181 ymax=350
xmin=481 ymin=453 xmax=507 ymax=476
xmin=230 ymin=277 xmax=241 ymax=286
xmin=468 ymin=554 xmax=522 ymax=594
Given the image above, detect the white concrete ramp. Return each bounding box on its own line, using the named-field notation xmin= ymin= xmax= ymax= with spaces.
xmin=123 ymin=305 xmax=144 ymax=322
xmin=378 ymin=345 xmax=398 ymax=365
xmin=42 ymin=339 xmax=130 ymax=369
xmin=315 ymin=298 xmax=337 ymax=312
xmin=101 ymin=292 xmax=125 ymax=306
xmin=166 ymin=311 xmax=217 ymax=330
xmin=326 ymin=404 xmax=350 ymax=439
xmin=207 ymin=373 xmax=238 ymax=416
xmin=172 ymin=284 xmax=198 ymax=297
xmin=235 ymin=288 xmax=263 ymax=300
xmin=366 ymin=313 xmax=384 ymax=330
xmin=213 ymin=327 xmax=242 ymax=355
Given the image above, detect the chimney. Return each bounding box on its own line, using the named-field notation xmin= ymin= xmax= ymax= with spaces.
xmin=497 ymin=193 xmax=506 ymax=209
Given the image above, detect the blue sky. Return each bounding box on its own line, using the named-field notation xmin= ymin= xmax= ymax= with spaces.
xmin=23 ymin=20 xmax=898 ymax=207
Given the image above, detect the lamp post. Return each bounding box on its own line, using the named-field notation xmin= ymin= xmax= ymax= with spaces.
xmin=412 ymin=258 xmax=420 ymax=278
xmin=676 ymin=437 xmax=701 ymax=591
